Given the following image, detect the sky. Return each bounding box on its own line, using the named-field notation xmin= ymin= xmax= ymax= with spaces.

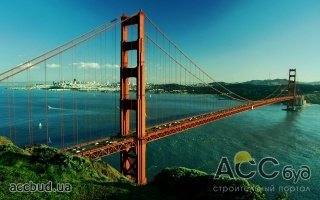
xmin=0 ymin=0 xmax=319 ymax=82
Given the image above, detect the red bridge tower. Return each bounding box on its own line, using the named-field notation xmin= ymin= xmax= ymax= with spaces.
xmin=287 ymin=69 xmax=297 ymax=111
xmin=120 ymin=11 xmax=147 ymax=184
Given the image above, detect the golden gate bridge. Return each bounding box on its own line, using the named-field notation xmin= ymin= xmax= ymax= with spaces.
xmin=0 ymin=11 xmax=299 ymax=184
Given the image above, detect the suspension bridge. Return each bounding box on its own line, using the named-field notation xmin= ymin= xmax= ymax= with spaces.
xmin=0 ymin=11 xmax=300 ymax=184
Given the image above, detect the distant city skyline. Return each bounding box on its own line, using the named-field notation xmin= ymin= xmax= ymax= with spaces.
xmin=0 ymin=0 xmax=319 ymax=82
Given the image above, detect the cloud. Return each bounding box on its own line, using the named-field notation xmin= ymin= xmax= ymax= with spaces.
xmin=73 ymin=62 xmax=100 ymax=69
xmin=104 ymin=63 xmax=120 ymax=69
xmin=70 ymin=62 xmax=119 ymax=69
xmin=19 ymin=62 xmax=38 ymax=70
xmin=47 ymin=63 xmax=60 ymax=68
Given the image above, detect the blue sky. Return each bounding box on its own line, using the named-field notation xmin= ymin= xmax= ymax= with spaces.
xmin=0 ymin=0 xmax=319 ymax=82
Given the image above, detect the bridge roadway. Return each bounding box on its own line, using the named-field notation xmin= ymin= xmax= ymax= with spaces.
xmin=61 ymin=96 xmax=295 ymax=159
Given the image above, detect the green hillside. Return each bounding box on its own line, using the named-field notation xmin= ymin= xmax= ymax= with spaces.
xmin=0 ymin=136 xmax=289 ymax=200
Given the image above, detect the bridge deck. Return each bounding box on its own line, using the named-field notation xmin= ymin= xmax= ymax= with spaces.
xmin=62 ymin=96 xmax=295 ymax=159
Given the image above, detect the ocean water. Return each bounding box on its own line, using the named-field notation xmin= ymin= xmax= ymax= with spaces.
xmin=0 ymin=88 xmax=319 ymax=199
xmin=147 ymin=104 xmax=320 ymax=199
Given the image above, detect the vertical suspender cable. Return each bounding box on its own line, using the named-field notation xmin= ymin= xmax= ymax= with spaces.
xmin=59 ymin=53 xmax=64 ymax=148
xmin=113 ymin=23 xmax=116 ymax=134
xmin=12 ymin=76 xmax=17 ymax=142
xmin=75 ymin=46 xmax=79 ymax=145
xmin=45 ymin=60 xmax=49 ymax=145
xmin=7 ymin=79 xmax=12 ymax=140
xmin=72 ymin=46 xmax=76 ymax=145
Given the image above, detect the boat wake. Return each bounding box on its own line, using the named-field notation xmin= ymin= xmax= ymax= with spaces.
xmin=48 ymin=106 xmax=72 ymax=111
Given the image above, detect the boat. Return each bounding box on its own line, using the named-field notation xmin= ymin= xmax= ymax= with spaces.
xmin=48 ymin=105 xmax=53 ymax=109
xmin=39 ymin=122 xmax=42 ymax=129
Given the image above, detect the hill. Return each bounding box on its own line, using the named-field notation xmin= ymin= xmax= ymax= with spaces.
xmin=149 ymin=80 xmax=320 ymax=104
xmin=243 ymin=79 xmax=287 ymax=85
xmin=0 ymin=136 xmax=129 ymax=200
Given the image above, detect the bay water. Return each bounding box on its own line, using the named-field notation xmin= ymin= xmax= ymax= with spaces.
xmin=0 ymin=88 xmax=319 ymax=199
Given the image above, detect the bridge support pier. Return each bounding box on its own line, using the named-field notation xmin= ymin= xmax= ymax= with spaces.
xmin=287 ymin=69 xmax=297 ymax=111
xmin=120 ymin=11 xmax=147 ymax=185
